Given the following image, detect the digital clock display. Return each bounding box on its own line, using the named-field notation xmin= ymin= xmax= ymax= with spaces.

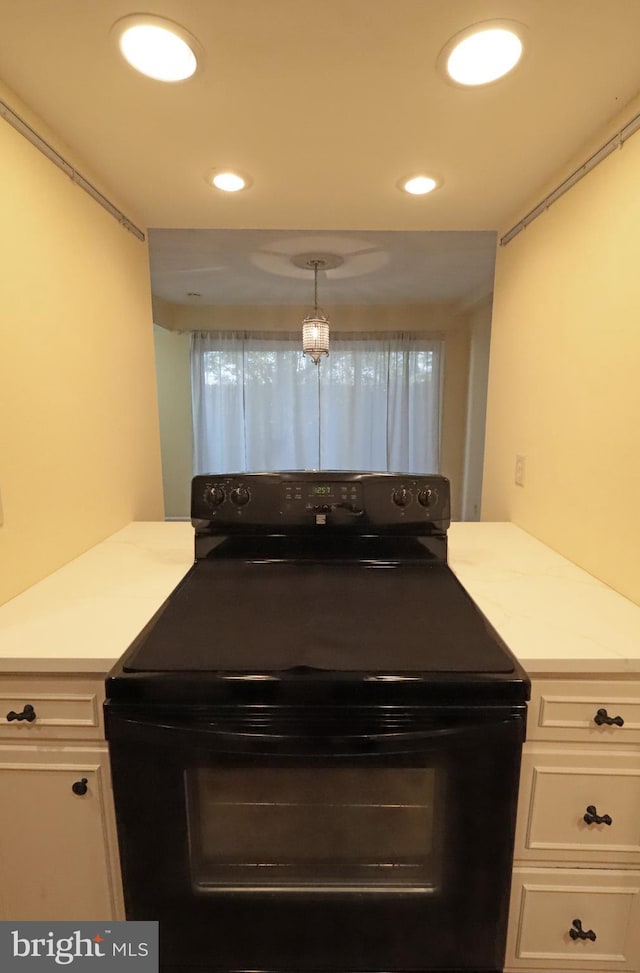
xmin=313 ymin=485 xmax=333 ymax=496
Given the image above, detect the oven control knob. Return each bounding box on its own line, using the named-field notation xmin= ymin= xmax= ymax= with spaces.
xmin=392 ymin=487 xmax=411 ymax=507
xmin=418 ymin=487 xmax=436 ymax=508
xmin=206 ymin=486 xmax=225 ymax=507
xmin=230 ymin=485 xmax=251 ymax=507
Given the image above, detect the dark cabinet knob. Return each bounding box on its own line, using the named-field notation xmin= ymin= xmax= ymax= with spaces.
xmin=6 ymin=704 xmax=36 ymax=723
xmin=72 ymin=778 xmax=88 ymax=796
xmin=593 ymin=708 xmax=624 ymax=727
xmin=584 ymin=804 xmax=612 ymax=826
xmin=569 ymin=918 xmax=596 ymax=942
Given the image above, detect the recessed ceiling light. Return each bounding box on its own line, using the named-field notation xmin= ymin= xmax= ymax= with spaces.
xmin=210 ymin=171 xmax=249 ymax=193
xmin=113 ymin=15 xmax=201 ymax=82
xmin=439 ymin=21 xmax=525 ymax=87
xmin=398 ymin=175 xmax=441 ymax=196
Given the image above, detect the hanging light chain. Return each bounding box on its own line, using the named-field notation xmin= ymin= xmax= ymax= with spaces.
xmin=313 ymin=259 xmax=320 ymax=311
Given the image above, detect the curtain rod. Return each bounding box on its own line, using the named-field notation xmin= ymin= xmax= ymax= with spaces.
xmin=501 ymin=109 xmax=640 ymax=245
xmin=189 ymin=329 xmax=446 ymax=341
xmin=0 ymin=97 xmax=145 ymax=242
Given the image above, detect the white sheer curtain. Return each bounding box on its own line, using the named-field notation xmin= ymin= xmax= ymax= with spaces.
xmin=191 ymin=332 xmax=443 ymax=474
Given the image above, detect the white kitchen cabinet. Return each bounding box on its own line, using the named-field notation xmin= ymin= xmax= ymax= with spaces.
xmin=508 ymin=867 xmax=640 ymax=970
xmin=0 ymin=675 xmax=124 ymax=921
xmin=0 ymin=676 xmax=104 ymax=741
xmin=506 ymin=679 xmax=640 ymax=973
xmin=516 ymin=747 xmax=640 ymax=866
xmin=528 ymin=680 xmax=640 ymax=744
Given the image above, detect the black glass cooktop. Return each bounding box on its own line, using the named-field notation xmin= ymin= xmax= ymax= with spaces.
xmin=123 ymin=559 xmax=514 ymax=675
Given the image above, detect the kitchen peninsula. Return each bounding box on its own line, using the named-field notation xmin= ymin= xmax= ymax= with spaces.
xmin=1 ymin=521 xmax=639 ymax=970
xmin=1 ymin=521 xmax=637 ymax=676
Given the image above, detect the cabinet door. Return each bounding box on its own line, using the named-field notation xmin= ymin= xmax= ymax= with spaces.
xmin=0 ymin=747 xmax=123 ymax=921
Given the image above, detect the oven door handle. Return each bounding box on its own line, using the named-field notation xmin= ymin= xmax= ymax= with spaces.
xmin=107 ymin=713 xmax=523 ymax=754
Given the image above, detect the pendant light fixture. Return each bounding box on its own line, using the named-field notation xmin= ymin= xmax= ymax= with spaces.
xmin=292 ymin=252 xmax=343 ymax=365
xmin=301 ymin=257 xmax=330 ymax=365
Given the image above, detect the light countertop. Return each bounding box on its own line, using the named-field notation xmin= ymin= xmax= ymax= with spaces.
xmin=447 ymin=522 xmax=639 ymax=675
xmin=0 ymin=521 xmax=638 ymax=676
xmin=0 ymin=522 xmax=194 ymax=674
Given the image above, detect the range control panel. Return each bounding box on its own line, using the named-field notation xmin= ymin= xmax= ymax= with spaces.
xmin=191 ymin=472 xmax=450 ymax=534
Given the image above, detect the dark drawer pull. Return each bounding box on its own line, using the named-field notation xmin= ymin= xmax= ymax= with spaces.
xmin=71 ymin=778 xmax=88 ymax=796
xmin=584 ymin=805 xmax=612 ymax=826
xmin=569 ymin=918 xmax=596 ymax=942
xmin=593 ymin=708 xmax=624 ymax=727
xmin=6 ymin=704 xmax=37 ymax=723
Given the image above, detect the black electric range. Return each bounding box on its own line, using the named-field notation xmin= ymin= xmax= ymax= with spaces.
xmin=106 ymin=471 xmax=529 ymax=707
xmin=105 ymin=472 xmax=529 ymax=973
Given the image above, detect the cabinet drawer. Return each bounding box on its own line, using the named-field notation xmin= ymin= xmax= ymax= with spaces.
xmin=0 ymin=677 xmax=104 ymax=740
xmin=506 ymin=867 xmax=640 ymax=970
xmin=529 ymin=681 xmax=640 ymax=743
xmin=516 ymin=748 xmax=640 ymax=865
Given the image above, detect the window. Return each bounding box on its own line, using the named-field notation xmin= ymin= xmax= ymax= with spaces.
xmin=191 ymin=332 xmax=443 ymax=474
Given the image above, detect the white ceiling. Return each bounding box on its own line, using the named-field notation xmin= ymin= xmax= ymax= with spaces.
xmin=148 ymin=228 xmax=498 ymax=305
xmin=2 ymin=0 xmax=640 ymax=306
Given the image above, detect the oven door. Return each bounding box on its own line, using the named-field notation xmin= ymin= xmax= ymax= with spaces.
xmin=106 ymin=705 xmax=526 ymax=973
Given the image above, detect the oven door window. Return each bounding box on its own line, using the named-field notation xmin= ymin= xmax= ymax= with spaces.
xmin=186 ymin=766 xmax=439 ymax=892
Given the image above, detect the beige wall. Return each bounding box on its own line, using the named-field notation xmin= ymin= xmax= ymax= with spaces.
xmin=483 ymin=109 xmax=640 ymax=605
xmin=0 ymin=83 xmax=164 ymax=605
xmin=439 ymin=320 xmax=470 ymax=521
xmin=153 ymin=300 xmax=461 ymax=334
xmin=154 ymin=302 xmax=472 ymax=519
xmin=153 ymin=326 xmax=192 ymax=518
xmin=461 ymin=299 xmax=492 ymax=521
